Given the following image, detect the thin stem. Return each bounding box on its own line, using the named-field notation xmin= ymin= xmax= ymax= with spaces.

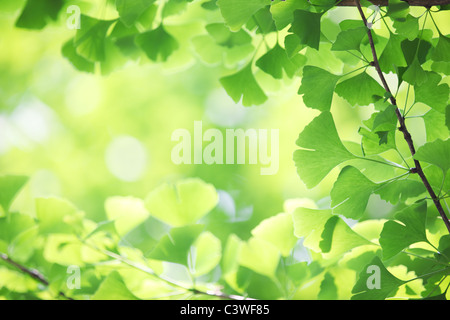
xmin=405 ymin=266 xmax=450 ymax=283
xmin=356 ymin=155 xmax=409 ymax=171
xmin=0 ymin=253 xmax=74 ymax=300
xmin=354 ymin=0 xmax=450 ymax=235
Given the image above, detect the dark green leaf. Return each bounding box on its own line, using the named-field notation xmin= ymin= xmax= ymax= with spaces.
xmin=414 ymin=71 xmax=449 ymax=113
xmin=256 ymin=44 xmax=302 ymax=79
xmin=15 ymin=0 xmax=64 ymax=30
xmin=431 ymin=34 xmax=450 ymax=62
xmin=289 ymin=10 xmax=322 ymax=50
xmin=115 ymin=0 xmax=156 ymax=27
xmin=217 ymin=0 xmax=271 ymax=31
xmin=414 ymin=138 xmax=450 ymax=173
xmin=335 ymin=71 xmax=386 ymax=107
xmin=331 ymin=27 xmax=367 ymax=52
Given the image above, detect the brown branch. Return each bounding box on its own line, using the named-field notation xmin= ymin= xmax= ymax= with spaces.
xmin=338 ymin=0 xmax=450 ymax=6
xmin=354 ymin=0 xmax=450 ymax=235
xmin=0 ymin=252 xmax=74 ymax=300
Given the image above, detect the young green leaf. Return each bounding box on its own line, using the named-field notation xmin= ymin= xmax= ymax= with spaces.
xmin=256 ymin=44 xmax=302 ymax=79
xmin=135 ymin=24 xmax=179 ymax=62
xmin=351 ymin=256 xmax=405 ymax=300
xmin=92 ymin=271 xmax=140 ymax=300
xmin=189 ymin=231 xmax=222 ymax=277
xmin=239 ymin=237 xmax=280 ymax=278
xmin=431 ymin=34 xmax=450 ymax=62
xmin=36 ymin=197 xmax=84 ymax=235
xmin=298 ymin=66 xmax=340 ymax=112
xmin=270 ymin=0 xmax=310 ymax=30
xmin=379 ymin=202 xmax=428 ymax=260
xmin=115 ymin=0 xmax=156 ymax=27
xmin=62 ymin=39 xmax=96 ymax=73
xmin=330 ymin=166 xmax=377 ymax=220
xmin=375 ymin=179 xmax=425 ymax=205
xmin=414 ymin=138 xmax=450 ymax=174
xmin=217 ymin=0 xmax=271 ymax=31
xmin=289 ymin=10 xmax=322 ymax=50
xmin=294 ymin=111 xmax=356 ymax=188
xmin=15 ymin=0 xmax=64 ymax=30
xmin=0 ymin=175 xmax=28 ymax=213
xmin=414 ymin=71 xmax=449 ymax=113
xmin=145 ymin=178 xmax=218 ymax=227
xmin=379 ymin=32 xmax=408 ymax=73
xmin=335 ymin=71 xmax=386 ymax=107
xmin=331 ymin=27 xmax=367 ymax=52
xmin=104 ymin=196 xmax=149 ymax=236
xmin=220 ymin=63 xmax=268 ymax=106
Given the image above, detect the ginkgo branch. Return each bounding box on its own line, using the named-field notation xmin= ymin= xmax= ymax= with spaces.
xmin=354 ymin=0 xmax=450 ymax=235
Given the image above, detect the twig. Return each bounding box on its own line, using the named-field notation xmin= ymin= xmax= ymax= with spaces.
xmin=354 ymin=0 xmax=450 ymax=235
xmin=0 ymin=252 xmax=74 ymax=300
xmin=338 ymin=0 xmax=450 ymax=6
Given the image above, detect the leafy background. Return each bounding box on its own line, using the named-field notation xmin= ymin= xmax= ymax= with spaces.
xmin=0 ymin=0 xmax=449 ymax=300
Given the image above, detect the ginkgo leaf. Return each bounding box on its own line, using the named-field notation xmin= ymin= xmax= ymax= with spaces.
xmin=331 ymin=27 xmax=367 ymax=52
xmin=206 ymin=23 xmax=252 ymax=48
xmin=375 ymin=179 xmax=425 ymax=205
xmin=292 ymin=207 xmax=332 ymax=252
xmin=104 ymin=196 xmax=149 ymax=236
xmin=414 ymin=71 xmax=449 ymax=113
xmin=189 ymin=231 xmax=222 ymax=277
xmin=330 ymin=166 xmax=377 ymax=220
xmin=393 ymin=14 xmax=418 ymax=41
xmin=379 ymin=32 xmax=408 ymax=72
xmin=147 ymin=224 xmax=204 ymax=265
xmin=145 ymin=178 xmax=218 ymax=227
xmin=251 ymin=212 xmax=297 ymax=256
xmin=423 ymin=109 xmax=450 ymax=141
xmin=62 ymin=38 xmax=95 ymax=73
xmin=239 ymin=237 xmax=280 ymax=278
xmin=36 ymin=197 xmax=84 ymax=235
xmin=217 ymin=0 xmax=271 ymax=31
xmin=135 ymin=24 xmax=179 ymax=62
xmin=335 ymin=71 xmax=386 ymax=107
xmin=289 ymin=10 xmax=322 ymax=50
xmin=298 ymin=66 xmax=340 ymax=112
xmin=0 ymin=175 xmax=28 ymax=213
xmin=270 ymin=0 xmax=310 ymax=30
xmin=414 ymin=138 xmax=450 ymax=173
xmin=431 ymin=34 xmax=450 ymax=62
xmin=92 ymin=271 xmax=140 ymax=300
xmin=115 ymin=0 xmax=156 ymax=27
xmin=220 ymin=63 xmax=268 ymax=106
xmin=379 ymin=202 xmax=428 ymax=260
xmin=352 ymin=256 xmax=405 ymax=300
xmin=15 ymin=0 xmax=64 ymax=30
xmin=294 ymin=111 xmax=356 ymax=188
xmin=256 ymin=44 xmax=303 ymax=79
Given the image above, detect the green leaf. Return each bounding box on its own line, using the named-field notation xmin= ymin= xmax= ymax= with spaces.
xmin=431 ymin=34 xmax=450 ymax=62
xmin=256 ymin=44 xmax=302 ymax=79
xmin=220 ymin=63 xmax=268 ymax=106
xmin=249 ymin=6 xmax=276 ymax=34
xmin=386 ymin=0 xmax=409 ymax=21
xmin=147 ymin=224 xmax=204 ymax=265
xmin=0 ymin=175 xmax=28 ymax=213
xmin=379 ymin=202 xmax=428 ymax=260
xmin=205 ymin=23 xmax=251 ymax=48
xmin=105 ymin=196 xmax=149 ymax=236
xmin=270 ymin=0 xmax=310 ymax=30
xmin=74 ymin=15 xmax=116 ymax=62
xmin=331 ymin=27 xmax=367 ymax=52
xmin=0 ymin=212 xmax=35 ymax=243
xmin=293 ymin=111 xmax=356 ymax=188
xmin=239 ymin=237 xmax=280 ymax=278
xmin=36 ymin=197 xmax=84 ymax=235
xmin=375 ymin=179 xmax=425 ymax=205
xmin=352 ymin=256 xmax=405 ymax=300
xmin=393 ymin=14 xmax=418 ymax=41
xmin=330 ymin=166 xmax=377 ymax=220
xmin=62 ymin=39 xmax=95 ymax=73
xmin=423 ymin=109 xmax=450 ymax=141
xmin=401 ymin=38 xmax=432 ymax=65
xmin=414 ymin=138 xmax=450 ymax=173
xmin=189 ymin=231 xmax=222 ymax=277
xmin=298 ymin=66 xmax=340 ymax=112
xmin=335 ymin=71 xmax=386 ymax=107
xmin=251 ymin=212 xmax=297 ymax=256
xmin=145 ymin=178 xmax=218 ymax=227
xmin=217 ymin=0 xmax=271 ymax=31
xmin=319 ymin=215 xmax=372 ymax=259
xmin=92 ymin=271 xmax=140 ymax=300
xmin=414 ymin=71 xmax=449 ymax=113
xmin=379 ymin=32 xmax=408 ymax=72
xmin=318 ymin=272 xmax=338 ymax=300
xmin=289 ymin=10 xmax=322 ymax=50
xmin=135 ymin=24 xmax=179 ymax=62
xmin=15 ymin=0 xmax=64 ymax=30
xmin=292 ymin=207 xmax=332 ymax=252
xmin=115 ymin=0 xmax=156 ymax=27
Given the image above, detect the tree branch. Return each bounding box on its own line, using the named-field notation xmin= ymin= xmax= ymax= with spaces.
xmin=338 ymin=0 xmax=450 ymax=6
xmin=0 ymin=253 xmax=74 ymax=300
xmin=354 ymin=0 xmax=450 ymax=235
